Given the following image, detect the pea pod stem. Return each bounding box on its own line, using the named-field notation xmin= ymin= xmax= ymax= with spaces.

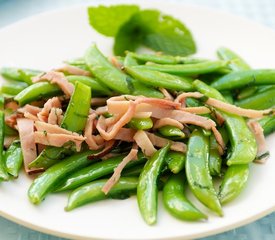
xmin=137 ymin=144 xmax=170 ymax=225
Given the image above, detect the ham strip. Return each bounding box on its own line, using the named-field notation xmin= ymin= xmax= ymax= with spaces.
xmin=17 ymin=118 xmax=37 ymax=173
xmin=91 ymin=98 xmax=107 ymax=106
xmin=102 ymin=144 xmax=138 ymax=194
xmin=114 ymin=128 xmax=136 ymax=142
xmin=5 ymin=101 xmax=19 ymax=111
xmin=37 ymin=97 xmax=62 ymax=122
xmin=84 ymin=113 xmax=102 ymax=150
xmin=248 ymin=121 xmax=269 ymax=163
xmin=55 ymin=64 xmax=91 ymax=76
xmin=211 ymin=126 xmax=225 ymax=155
xmin=34 ymin=132 xmax=85 ymax=152
xmin=33 ymin=71 xmax=74 ymax=96
xmin=87 ymin=140 xmax=116 ymax=160
xmin=48 ymin=108 xmax=63 ymax=125
xmin=18 ymin=105 xmax=42 ymax=115
xmin=35 ymin=121 xmax=79 ymax=136
xmin=159 ymin=88 xmax=174 ymax=101
xmin=182 ymin=107 xmax=211 ymax=114
xmin=24 ymin=112 xmax=39 ymax=121
xmin=134 ymin=130 xmax=156 ymax=156
xmin=154 ymin=118 xmax=184 ymax=130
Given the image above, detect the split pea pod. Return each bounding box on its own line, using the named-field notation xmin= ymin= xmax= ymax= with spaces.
xmin=14 ymin=82 xmax=62 ymax=106
xmin=84 ymin=44 xmax=163 ymax=98
xmin=125 ymin=66 xmax=193 ymax=91
xmin=137 ymin=144 xmax=170 ymax=225
xmin=4 ymin=140 xmax=23 ymax=177
xmin=193 ymin=80 xmax=257 ymax=165
xmin=136 ymin=60 xmax=227 ymax=75
xmin=235 ymin=87 xmax=275 ymax=110
xmin=55 ymin=153 xmax=146 ymax=192
xmin=258 ymin=115 xmax=275 ymax=136
xmin=217 ymin=47 xmax=250 ymax=71
xmin=127 ymin=117 xmax=153 ymax=130
xmin=28 ymin=150 xmax=96 ymax=204
xmin=165 ymin=151 xmax=186 ymax=174
xmin=1 ymin=81 xmax=28 ymax=95
xmin=163 ymin=173 xmax=207 ymax=221
xmin=186 ymin=129 xmax=222 ymax=216
xmin=158 ymin=126 xmax=186 ymax=140
xmin=0 ymin=111 xmax=9 ymax=180
xmin=66 ymin=177 xmax=138 ymax=211
xmin=211 ymin=69 xmax=275 ymax=90
xmin=219 ymin=164 xmax=249 ymax=204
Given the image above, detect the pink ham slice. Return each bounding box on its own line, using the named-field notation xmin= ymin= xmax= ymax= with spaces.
xmin=55 ymin=64 xmax=91 ymax=76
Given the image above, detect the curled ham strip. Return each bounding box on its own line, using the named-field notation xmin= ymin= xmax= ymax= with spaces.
xmin=35 ymin=121 xmax=79 ymax=136
xmin=154 ymin=118 xmax=184 ymax=130
xmin=18 ymin=105 xmax=41 ymax=115
xmin=102 ymin=144 xmax=138 ymax=194
xmin=133 ymin=111 xmax=152 ymax=118
xmin=24 ymin=112 xmax=39 ymax=121
xmin=5 ymin=101 xmax=19 ymax=111
xmin=48 ymin=108 xmax=63 ymax=125
xmin=55 ymin=64 xmax=91 ymax=76
xmin=95 ymin=106 xmax=108 ymax=115
xmin=114 ymin=128 xmax=136 ymax=142
xmin=37 ymin=97 xmax=62 ymax=123
xmin=33 ymin=71 xmax=74 ymax=96
xmin=4 ymin=136 xmax=17 ymax=149
xmin=175 ymin=92 xmax=203 ymax=107
xmin=134 ymin=130 xmax=157 ymax=156
xmin=211 ymin=110 xmax=225 ymax=126
xmin=17 ymin=118 xmax=38 ymax=173
xmin=110 ymin=56 xmax=123 ymax=69
xmin=159 ymin=88 xmax=174 ymax=101
xmin=248 ymin=121 xmax=269 ymax=163
xmin=182 ymin=107 xmax=211 ymax=114
xmin=211 ymin=126 xmax=225 ymax=155
xmin=34 ymin=132 xmax=85 ymax=152
xmin=91 ymin=98 xmax=107 ymax=106
xmin=87 ymin=140 xmax=116 ymax=160
xmin=5 ymin=113 xmax=23 ymax=128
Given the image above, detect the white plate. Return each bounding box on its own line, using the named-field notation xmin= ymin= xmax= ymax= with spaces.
xmin=0 ymin=1 xmax=275 ymax=239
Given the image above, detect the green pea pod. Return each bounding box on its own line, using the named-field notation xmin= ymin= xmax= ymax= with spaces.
xmin=14 ymin=82 xmax=62 ymax=106
xmin=127 ymin=117 xmax=153 ymax=130
xmin=186 ymin=129 xmax=222 ymax=216
xmin=193 ymin=80 xmax=257 ymax=165
xmin=65 ymin=177 xmax=138 ymax=211
xmin=55 ymin=153 xmax=146 ymax=192
xmin=211 ymin=69 xmax=275 ymax=91
xmin=237 ymin=86 xmax=257 ymax=100
xmin=185 ymin=97 xmax=202 ymax=107
xmin=0 ymin=111 xmax=9 ymax=180
xmin=64 ymin=58 xmax=88 ymax=70
xmin=136 ymin=60 xmax=227 ymax=75
xmin=163 ymin=173 xmax=207 ymax=221
xmin=4 ymin=124 xmax=18 ymax=136
xmin=217 ymin=47 xmax=250 ymax=71
xmin=84 ymin=44 xmax=163 ymax=98
xmin=235 ymin=87 xmax=275 ymax=110
xmin=258 ymin=115 xmax=275 ymax=136
xmin=121 ymin=164 xmax=145 ymax=177
xmin=66 ymin=75 xmax=112 ymax=96
xmin=124 ymin=54 xmax=139 ymax=67
xmin=28 ymin=145 xmax=74 ymax=169
xmin=125 ymin=66 xmax=193 ymax=91
xmin=0 ymin=67 xmax=42 ymax=85
xmin=128 ymin=52 xmax=207 ymax=65
xmin=220 ymin=91 xmax=233 ymax=104
xmin=137 ymin=144 xmax=170 ymax=225
xmin=166 ymin=151 xmax=185 ymax=174
xmin=219 ymin=164 xmax=249 ymax=204
xmin=28 ymin=150 xmax=96 ymax=204
xmin=1 ymin=81 xmax=28 ymax=95
xmin=4 ymin=140 xmax=23 ymax=177
xmin=158 ymin=125 xmax=185 ymax=139
xmin=209 ymin=134 xmax=222 ymax=176
xmin=61 ymin=81 xmax=91 ymax=133
xmin=0 ymin=95 xmax=4 ymax=110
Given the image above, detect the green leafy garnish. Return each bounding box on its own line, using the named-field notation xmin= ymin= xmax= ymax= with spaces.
xmin=88 ymin=5 xmax=140 ymax=37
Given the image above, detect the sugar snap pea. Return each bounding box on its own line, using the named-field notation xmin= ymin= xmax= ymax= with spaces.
xmin=4 ymin=124 xmax=18 ymax=136
xmin=125 ymin=66 xmax=193 ymax=91
xmin=66 ymin=177 xmax=138 ymax=211
xmin=258 ymin=115 xmax=275 ymax=136
xmin=166 ymin=151 xmax=185 ymax=174
xmin=14 ymin=82 xmax=62 ymax=106
xmin=186 ymin=129 xmax=222 ymax=216
xmin=4 ymin=140 xmax=23 ymax=177
xmin=211 ymin=69 xmax=275 ymax=90
xmin=124 ymin=54 xmax=139 ymax=67
xmin=217 ymin=47 xmax=250 ymax=71
xmin=127 ymin=117 xmax=153 ymax=130
xmin=121 ymin=164 xmax=144 ymax=177
xmin=209 ymin=134 xmax=222 ymax=176
xmin=0 ymin=111 xmax=9 ymax=180
xmin=28 ymin=150 xmax=96 ymax=204
xmin=163 ymin=173 xmax=207 ymax=221
xmin=85 ymin=44 xmax=163 ymax=98
xmin=158 ymin=125 xmax=185 ymax=139
xmin=1 ymin=81 xmax=28 ymax=95
xmin=136 ymin=60 xmax=227 ymax=75
xmin=219 ymin=164 xmax=249 ymax=204
xmin=55 ymin=153 xmax=146 ymax=192
xmin=193 ymin=80 xmax=257 ymax=165
xmin=137 ymin=144 xmax=170 ymax=225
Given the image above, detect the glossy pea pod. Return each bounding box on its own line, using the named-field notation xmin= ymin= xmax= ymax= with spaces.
xmin=55 ymin=153 xmax=146 ymax=192
xmin=64 ymin=58 xmax=90 ymax=71
xmin=28 ymin=150 xmax=96 ymax=204
xmin=0 ymin=67 xmax=42 ymax=85
xmin=84 ymin=44 xmax=163 ymax=98
xmin=127 ymin=117 xmax=153 ymax=130
xmin=208 ymin=134 xmax=222 ymax=177
xmin=258 ymin=115 xmax=275 ymax=136
xmin=14 ymin=82 xmax=62 ymax=106
xmin=125 ymin=66 xmax=194 ymax=91
xmin=158 ymin=125 xmax=186 ymax=140
xmin=4 ymin=124 xmax=18 ymax=136
xmin=166 ymin=151 xmax=186 ymax=174
xmin=0 ymin=111 xmax=9 ymax=180
xmin=127 ymin=52 xmax=207 ymax=65
xmin=1 ymin=81 xmax=28 ymax=96
xmin=217 ymin=47 xmax=250 ymax=71
xmin=235 ymin=87 xmax=275 ymax=110
xmin=163 ymin=173 xmax=207 ymax=221
xmin=123 ymin=54 xmax=139 ymax=67
xmin=186 ymin=129 xmax=223 ymax=216
xmin=193 ymin=80 xmax=257 ymax=165
xmin=4 ymin=140 xmax=23 ymax=177
xmin=65 ymin=177 xmax=138 ymax=211
xmin=137 ymin=144 xmax=170 ymax=225
xmin=219 ymin=164 xmax=249 ymax=204
xmin=135 ymin=60 xmax=227 ymax=75
xmin=121 ymin=164 xmax=145 ymax=177
xmin=211 ymin=69 xmax=275 ymax=91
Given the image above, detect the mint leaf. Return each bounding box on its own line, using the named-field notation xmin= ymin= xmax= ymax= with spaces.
xmin=88 ymin=5 xmax=140 ymax=37
xmin=114 ymin=9 xmax=196 ymax=56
